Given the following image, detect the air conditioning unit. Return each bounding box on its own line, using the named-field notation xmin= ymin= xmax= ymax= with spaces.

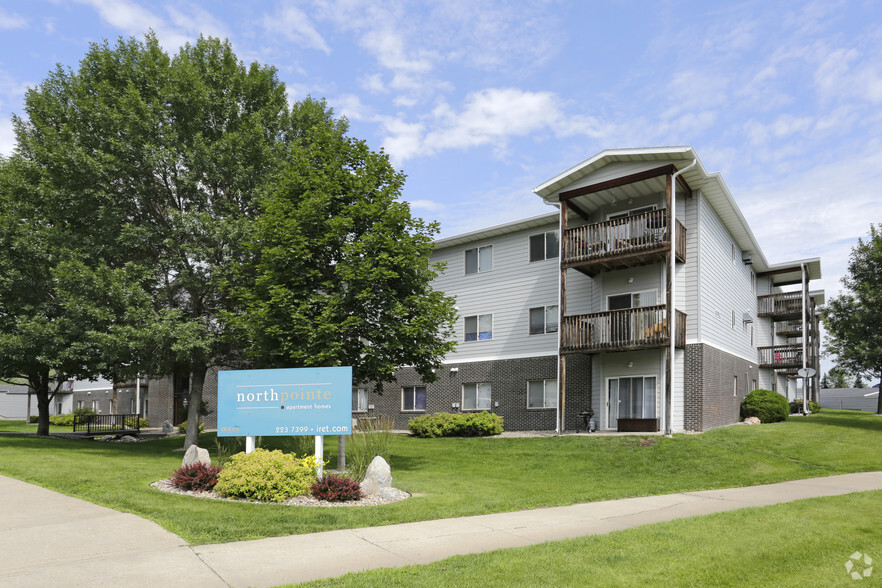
xmin=742 ymin=312 xmax=753 ymax=324
xmin=742 ymin=252 xmax=753 ymax=265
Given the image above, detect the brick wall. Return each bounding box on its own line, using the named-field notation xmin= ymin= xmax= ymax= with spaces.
xmin=361 ymin=354 xmax=590 ymax=432
xmin=684 ymin=343 xmax=759 ymax=431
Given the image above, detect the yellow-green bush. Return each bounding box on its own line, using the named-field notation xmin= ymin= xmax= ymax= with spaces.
xmin=408 ymin=411 xmax=504 ymax=438
xmin=214 ymin=448 xmax=316 ymax=502
xmin=125 ymin=416 xmax=149 ymax=428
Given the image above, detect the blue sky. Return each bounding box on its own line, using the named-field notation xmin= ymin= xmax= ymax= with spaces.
xmin=1 ymin=0 xmax=880 ymax=323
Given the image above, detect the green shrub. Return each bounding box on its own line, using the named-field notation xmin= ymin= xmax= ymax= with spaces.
xmin=28 ymin=415 xmax=38 ymax=423
xmin=741 ymin=389 xmax=788 ymax=423
xmin=49 ymin=414 xmax=75 ymax=426
xmin=172 ymin=463 xmax=222 ymax=491
xmin=311 ymin=475 xmax=364 ymax=502
xmin=72 ymin=407 xmax=97 ymax=424
xmin=789 ymin=400 xmax=821 ymax=415
xmin=125 ymin=416 xmax=148 ymax=428
xmin=408 ymin=411 xmax=504 ymax=438
xmin=215 ymin=436 xmax=245 ymax=467
xmin=347 ymin=416 xmax=394 ymax=481
xmin=177 ymin=420 xmax=205 ymax=435
xmin=214 ymin=448 xmax=316 ymax=502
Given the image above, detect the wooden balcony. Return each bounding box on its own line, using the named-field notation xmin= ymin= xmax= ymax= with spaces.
xmin=775 ymin=320 xmax=803 ymax=338
xmin=561 ymin=305 xmax=686 ymax=354
xmin=758 ymin=345 xmax=804 ymax=369
xmin=562 ymin=209 xmax=685 ymax=276
xmin=757 ymin=292 xmax=804 ymax=321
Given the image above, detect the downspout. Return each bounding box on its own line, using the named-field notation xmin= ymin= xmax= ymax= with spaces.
xmin=544 ymin=198 xmax=563 ymax=434
xmin=667 ymin=159 xmax=697 ymax=436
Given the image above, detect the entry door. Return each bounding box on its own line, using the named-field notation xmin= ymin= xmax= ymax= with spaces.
xmin=608 ymin=292 xmax=657 ymax=344
xmin=607 ymin=376 xmax=657 ymax=428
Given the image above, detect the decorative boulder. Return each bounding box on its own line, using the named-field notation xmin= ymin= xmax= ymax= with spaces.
xmin=162 ymin=420 xmax=176 ymax=434
xmin=182 ymin=445 xmax=211 ymax=468
xmin=361 ymin=456 xmax=393 ymax=497
xmin=743 ymin=416 xmax=761 ymax=425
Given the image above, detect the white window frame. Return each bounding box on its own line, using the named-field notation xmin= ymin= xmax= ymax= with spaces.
xmin=91 ymin=399 xmax=99 ymax=413
xmin=527 ymin=379 xmax=558 ymax=409
xmin=529 ymin=305 xmax=558 ymax=335
xmin=465 ymin=245 xmax=493 ymax=275
xmin=606 ymin=289 xmax=659 ymax=310
xmin=76 ymin=400 xmax=84 ymax=410
xmin=607 ymin=375 xmax=658 ymax=423
xmin=401 ymin=386 xmax=427 ymax=412
xmin=462 ymin=383 xmax=492 ymax=411
xmin=528 ymin=230 xmax=559 ymax=262
xmin=464 ymin=313 xmax=493 ymax=342
xmin=352 ymin=388 xmax=368 ymax=413
xmin=606 ymin=205 xmax=657 ymax=220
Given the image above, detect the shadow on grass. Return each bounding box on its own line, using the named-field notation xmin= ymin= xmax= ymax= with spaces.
xmin=786 ymin=410 xmax=882 ymax=433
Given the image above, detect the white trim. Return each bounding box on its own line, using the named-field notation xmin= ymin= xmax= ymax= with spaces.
xmin=605 ymin=374 xmax=659 ymax=429
xmin=527 ymin=378 xmax=558 ymax=410
xmin=441 ymin=351 xmax=557 ymax=365
xmin=606 ymin=204 xmax=657 ymax=221
xmin=682 ymin=340 xmax=759 ymax=367
xmin=528 ymin=304 xmax=559 ymax=336
xmin=606 ymin=289 xmax=659 ymax=310
xmin=400 ymin=385 xmax=427 ymax=412
xmin=527 ymin=229 xmax=560 ymax=263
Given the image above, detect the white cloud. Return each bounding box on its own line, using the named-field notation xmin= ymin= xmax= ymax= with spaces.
xmin=0 ymin=118 xmax=15 ymax=157
xmin=407 ymin=199 xmax=444 ymax=212
xmin=74 ymin=0 xmax=163 ymax=32
xmin=262 ymin=4 xmax=330 ymax=54
xmin=0 ymin=8 xmax=27 ymax=30
xmin=165 ymin=4 xmax=230 ymax=42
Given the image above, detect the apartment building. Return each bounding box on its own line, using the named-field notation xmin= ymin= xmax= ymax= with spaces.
xmin=368 ymin=146 xmax=823 ymax=433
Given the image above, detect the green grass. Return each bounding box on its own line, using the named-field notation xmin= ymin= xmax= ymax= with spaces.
xmin=0 ymin=420 xmax=74 ymax=434
xmin=298 ymin=490 xmax=882 ymax=587
xmin=0 ymin=410 xmax=880 ymax=545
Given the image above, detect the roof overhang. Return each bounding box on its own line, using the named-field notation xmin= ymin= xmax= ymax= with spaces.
xmin=433 ymin=211 xmax=559 ymax=249
xmin=758 ymin=258 xmax=822 ymax=287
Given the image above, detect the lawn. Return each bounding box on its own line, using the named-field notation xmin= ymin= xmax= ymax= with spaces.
xmin=298 ymin=490 xmax=882 ymax=587
xmin=0 ymin=409 xmax=880 ymax=545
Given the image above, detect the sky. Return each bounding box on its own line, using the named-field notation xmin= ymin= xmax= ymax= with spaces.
xmin=1 ymin=0 xmax=880 ymax=374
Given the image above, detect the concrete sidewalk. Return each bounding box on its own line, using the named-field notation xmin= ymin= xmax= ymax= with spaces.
xmin=4 ymin=472 xmax=882 ymax=587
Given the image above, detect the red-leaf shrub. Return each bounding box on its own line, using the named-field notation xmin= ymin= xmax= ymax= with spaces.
xmin=172 ymin=463 xmax=222 ymax=491
xmin=311 ymin=475 xmax=364 ymax=502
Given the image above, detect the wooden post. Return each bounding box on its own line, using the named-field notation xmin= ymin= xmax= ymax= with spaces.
xmin=664 ymin=173 xmax=673 ymax=434
xmin=559 ymin=200 xmax=568 ymax=433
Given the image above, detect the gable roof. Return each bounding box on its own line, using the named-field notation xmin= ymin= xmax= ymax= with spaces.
xmin=533 ymin=146 xmax=820 ymax=282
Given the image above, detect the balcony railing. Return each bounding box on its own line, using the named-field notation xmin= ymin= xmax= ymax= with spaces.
xmin=757 ymin=292 xmax=804 ymax=320
xmin=561 ymin=305 xmax=686 ymax=353
xmin=757 ymin=345 xmax=804 ymax=369
xmin=563 ymin=209 xmax=685 ymax=270
xmin=776 ymin=320 xmax=803 ymax=338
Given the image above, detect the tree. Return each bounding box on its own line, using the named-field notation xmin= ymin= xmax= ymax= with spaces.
xmin=0 ymin=157 xmax=163 ymax=434
xmin=823 ymin=224 xmax=882 ymax=414
xmin=13 ymin=34 xmax=294 ymax=447
xmin=854 ymin=373 xmax=867 ymax=388
xmin=227 ymin=105 xmax=457 ymax=464
xmin=827 ymin=366 xmax=852 ymax=389
xmin=820 ymin=372 xmax=831 ymax=388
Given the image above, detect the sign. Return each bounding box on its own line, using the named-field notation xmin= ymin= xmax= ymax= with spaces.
xmin=797 ymin=368 xmax=816 ymax=378
xmin=217 ymin=367 xmax=352 ymax=437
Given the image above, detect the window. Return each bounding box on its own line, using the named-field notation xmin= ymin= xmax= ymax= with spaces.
xmin=528 ymin=379 xmax=557 ymax=409
xmin=529 ymin=231 xmax=559 ymax=262
xmin=402 ymin=386 xmax=427 ymax=411
xmin=607 ymin=205 xmax=656 ymax=220
xmin=352 ymin=388 xmax=368 ymax=412
xmin=464 ymin=314 xmax=492 ymax=341
xmin=130 ymin=399 xmax=135 ymax=413
xmin=607 ymin=290 xmax=657 ymax=310
xmin=463 ymin=383 xmax=491 ymax=411
xmin=76 ymin=400 xmax=84 ymax=410
xmin=732 ymin=310 xmax=736 ymax=329
xmin=529 ymin=305 xmax=558 ymax=334
xmin=91 ymin=400 xmax=99 ymax=413
xmin=732 ymin=243 xmax=736 ymax=263
xmin=733 ymin=376 xmax=738 ymax=397
xmin=56 ymin=402 xmax=62 ymax=415
xmin=465 ymin=245 xmax=492 ymax=274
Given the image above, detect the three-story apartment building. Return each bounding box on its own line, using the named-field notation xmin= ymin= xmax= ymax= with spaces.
xmin=367 ymin=146 xmax=823 ymax=433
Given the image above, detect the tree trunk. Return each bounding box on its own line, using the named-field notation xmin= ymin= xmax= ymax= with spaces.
xmin=31 ymin=371 xmax=51 ymax=436
xmin=337 ymin=435 xmax=346 ymax=472
xmin=184 ymin=363 xmax=208 ymax=450
xmin=877 ymin=369 xmax=882 ymax=415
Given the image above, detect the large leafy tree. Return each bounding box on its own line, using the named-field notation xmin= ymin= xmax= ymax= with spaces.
xmin=228 ymin=109 xmax=457 ymax=394
xmin=12 ymin=34 xmax=293 ymax=447
xmin=0 ymin=157 xmax=162 ymax=434
xmin=823 ymin=224 xmax=882 ymax=414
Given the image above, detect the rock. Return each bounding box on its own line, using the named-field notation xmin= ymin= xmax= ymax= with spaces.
xmin=162 ymin=420 xmax=175 ymax=434
xmin=361 ymin=456 xmax=392 ymax=496
xmin=119 ymin=435 xmax=138 ymax=443
xmin=743 ymin=416 xmax=761 ymax=425
xmin=182 ymin=445 xmax=211 ymax=468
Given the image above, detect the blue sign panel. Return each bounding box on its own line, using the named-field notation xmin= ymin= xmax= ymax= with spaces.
xmin=217 ymin=367 xmax=352 ymax=437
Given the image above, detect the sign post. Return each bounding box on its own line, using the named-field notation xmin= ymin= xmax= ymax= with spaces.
xmin=217 ymin=366 xmax=352 ymax=477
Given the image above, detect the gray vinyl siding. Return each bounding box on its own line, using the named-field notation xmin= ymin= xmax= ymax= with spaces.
xmin=696 ymin=196 xmax=758 ymax=362
xmin=431 ymin=221 xmax=588 ymax=362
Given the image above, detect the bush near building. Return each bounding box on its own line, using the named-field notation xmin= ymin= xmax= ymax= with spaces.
xmin=741 ymin=389 xmax=788 ymax=423
xmin=408 ymin=412 xmax=504 ymax=438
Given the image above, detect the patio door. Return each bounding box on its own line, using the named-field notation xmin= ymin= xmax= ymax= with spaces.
xmin=607 ymin=376 xmax=657 ymax=428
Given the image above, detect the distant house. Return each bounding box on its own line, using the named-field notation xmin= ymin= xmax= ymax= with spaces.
xmin=0 ymin=382 xmax=72 ymax=420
